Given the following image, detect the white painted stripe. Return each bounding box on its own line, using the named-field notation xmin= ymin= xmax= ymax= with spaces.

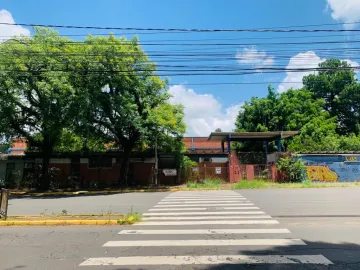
xmin=165 ymin=196 xmax=244 ymax=199
xmin=159 ymin=200 xmax=246 ymax=204
xmin=80 ymin=255 xmax=333 ymax=266
xmin=148 ymin=208 xmax=208 ymax=211
xmin=134 ymin=220 xmax=279 ymax=226
xmin=118 ymin=228 xmax=291 ymax=235
xmin=103 ymin=239 xmax=306 ymax=247
xmin=142 ymin=215 xmax=272 ymax=220
xmin=143 ymin=211 xmax=265 ymax=216
xmin=153 ymin=203 xmax=253 ymax=207
xmin=161 ymin=198 xmax=247 ymax=202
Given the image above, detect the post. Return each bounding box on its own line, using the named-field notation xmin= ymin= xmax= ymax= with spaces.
xmin=264 ymin=141 xmax=268 ymax=164
xmin=277 ymin=138 xmax=281 ymax=152
xmin=0 ymin=189 xmax=9 ymax=220
xmin=154 ymin=136 xmax=158 ymax=186
xmin=227 ymin=137 xmax=231 ymax=153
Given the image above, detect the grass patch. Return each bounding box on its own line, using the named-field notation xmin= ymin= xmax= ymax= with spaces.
xmin=233 ymin=180 xmax=268 ymax=189
xmin=233 ymin=179 xmax=360 ymax=189
xmin=186 ymin=178 xmax=223 ymax=189
xmin=117 ymin=212 xmax=142 ymax=225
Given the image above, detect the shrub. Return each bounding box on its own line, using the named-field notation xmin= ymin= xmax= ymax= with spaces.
xmin=181 ymin=156 xmax=199 ymax=182
xmin=276 ymin=157 xmax=306 ymax=182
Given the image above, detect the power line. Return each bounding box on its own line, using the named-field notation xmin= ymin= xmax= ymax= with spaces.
xmin=1 ymin=32 xmax=359 ymax=41
xmin=2 ymin=22 xmax=360 ymax=33
xmin=4 ymin=38 xmax=360 ymax=47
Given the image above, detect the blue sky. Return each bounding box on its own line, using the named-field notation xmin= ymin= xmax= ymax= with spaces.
xmin=1 ymin=0 xmax=359 ymax=135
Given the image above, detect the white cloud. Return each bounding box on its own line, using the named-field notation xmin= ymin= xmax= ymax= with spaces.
xmin=278 ymin=51 xmax=324 ymax=93
xmin=235 ymin=47 xmax=274 ymax=70
xmin=0 ymin=9 xmax=30 ymax=43
xmin=168 ymin=85 xmax=242 ymax=136
xmin=278 ymin=51 xmax=359 ymax=93
xmin=326 ymin=0 xmax=360 ymax=29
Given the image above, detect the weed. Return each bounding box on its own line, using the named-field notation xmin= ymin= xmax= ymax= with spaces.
xmin=40 ymin=209 xmax=48 ymax=216
xmin=233 ymin=179 xmax=360 ymax=189
xmin=186 ymin=178 xmax=223 ymax=189
xmin=233 ymin=180 xmax=268 ymax=189
xmin=117 ymin=211 xmax=142 ymax=225
xmin=61 ymin=209 xmax=68 ymax=216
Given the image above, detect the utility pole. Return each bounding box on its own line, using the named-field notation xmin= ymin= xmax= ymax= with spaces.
xmin=154 ymin=136 xmax=158 ymax=186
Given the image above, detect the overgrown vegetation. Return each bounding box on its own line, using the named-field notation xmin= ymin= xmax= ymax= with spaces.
xmin=233 ymin=180 xmax=360 ymax=189
xmin=233 ymin=180 xmax=267 ymax=189
xmin=276 ymin=157 xmax=306 ymax=182
xmin=117 ymin=212 xmax=142 ymax=225
xmin=235 ymin=59 xmax=360 ymax=153
xmin=186 ymin=178 xmax=223 ymax=189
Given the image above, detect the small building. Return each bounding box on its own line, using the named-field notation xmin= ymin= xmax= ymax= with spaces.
xmin=1 ymin=131 xmax=300 ymax=188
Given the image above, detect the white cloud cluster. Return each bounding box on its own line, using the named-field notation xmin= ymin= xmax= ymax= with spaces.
xmin=168 ymin=85 xmax=242 ymax=136
xmin=235 ymin=48 xmax=274 ymax=70
xmin=0 ymin=9 xmax=30 ymax=43
xmin=278 ymin=51 xmax=324 ymax=93
xmin=278 ymin=51 xmax=358 ymax=93
xmin=326 ymin=0 xmax=360 ymax=29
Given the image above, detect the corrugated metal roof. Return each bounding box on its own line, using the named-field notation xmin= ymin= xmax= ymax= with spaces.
xmin=208 ymin=131 xmax=299 ymax=141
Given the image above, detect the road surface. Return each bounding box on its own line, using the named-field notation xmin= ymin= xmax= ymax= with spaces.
xmin=1 ymin=189 xmax=360 ymax=269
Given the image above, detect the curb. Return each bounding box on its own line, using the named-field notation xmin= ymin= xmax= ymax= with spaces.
xmin=10 ymin=188 xmax=183 ymax=197
xmin=0 ymin=220 xmax=119 ymax=226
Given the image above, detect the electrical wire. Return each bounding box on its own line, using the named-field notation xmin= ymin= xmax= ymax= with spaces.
xmin=2 ymin=22 xmax=360 ymax=33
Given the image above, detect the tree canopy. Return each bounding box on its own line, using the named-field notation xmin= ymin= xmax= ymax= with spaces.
xmin=0 ymin=27 xmax=185 ymax=188
xmin=235 ymin=59 xmax=360 ymax=153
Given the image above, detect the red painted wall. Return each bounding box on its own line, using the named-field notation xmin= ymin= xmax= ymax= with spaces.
xmin=228 ymin=151 xmax=242 ymax=183
xmin=246 ymin=165 xmax=255 ymax=180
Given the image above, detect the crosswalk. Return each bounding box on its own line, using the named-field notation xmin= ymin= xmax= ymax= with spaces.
xmin=80 ymin=190 xmax=333 ymax=268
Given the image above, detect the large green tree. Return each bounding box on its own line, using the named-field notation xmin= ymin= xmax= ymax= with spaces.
xmin=236 ymin=86 xmax=338 ymax=152
xmin=0 ymin=28 xmax=83 ymax=189
xmin=69 ymin=35 xmax=185 ymax=185
xmin=303 ymin=59 xmax=359 ymax=134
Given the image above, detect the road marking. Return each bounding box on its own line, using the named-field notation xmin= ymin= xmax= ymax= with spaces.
xmin=223 ymin=206 xmax=260 ymax=209
xmin=142 ymin=215 xmax=272 ymax=220
xmin=164 ymin=196 xmax=245 ymax=199
xmin=118 ymin=228 xmax=291 ymax=235
xmin=143 ymin=211 xmax=265 ymax=216
xmin=103 ymin=238 xmax=306 ymax=247
xmin=148 ymin=208 xmax=208 ymax=211
xmin=153 ymin=203 xmax=253 ymax=207
xmin=134 ymin=220 xmax=279 ymax=226
xmin=159 ymin=200 xmax=247 ymax=204
xmin=160 ymin=198 xmax=247 ymax=202
xmin=80 ymin=255 xmax=333 ymax=266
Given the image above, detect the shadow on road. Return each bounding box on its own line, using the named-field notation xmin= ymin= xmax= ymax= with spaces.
xmin=9 ymin=189 xmax=173 ymax=200
xmin=113 ymin=241 xmax=360 ymax=270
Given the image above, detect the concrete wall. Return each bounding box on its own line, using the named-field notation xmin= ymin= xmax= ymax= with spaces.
xmin=299 ymin=154 xmax=360 ymax=182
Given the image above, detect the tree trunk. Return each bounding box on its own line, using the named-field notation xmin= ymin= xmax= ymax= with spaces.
xmin=39 ymin=139 xmax=53 ymax=191
xmin=40 ymin=152 xmax=50 ymax=190
xmin=120 ymin=146 xmax=132 ymax=187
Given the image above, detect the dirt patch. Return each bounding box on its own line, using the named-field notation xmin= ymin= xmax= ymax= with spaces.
xmin=5 ymin=214 xmax=123 ymax=221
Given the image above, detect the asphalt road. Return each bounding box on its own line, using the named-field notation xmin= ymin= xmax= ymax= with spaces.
xmin=7 ymin=191 xmax=172 ymax=216
xmin=1 ymin=188 xmax=360 ymax=269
